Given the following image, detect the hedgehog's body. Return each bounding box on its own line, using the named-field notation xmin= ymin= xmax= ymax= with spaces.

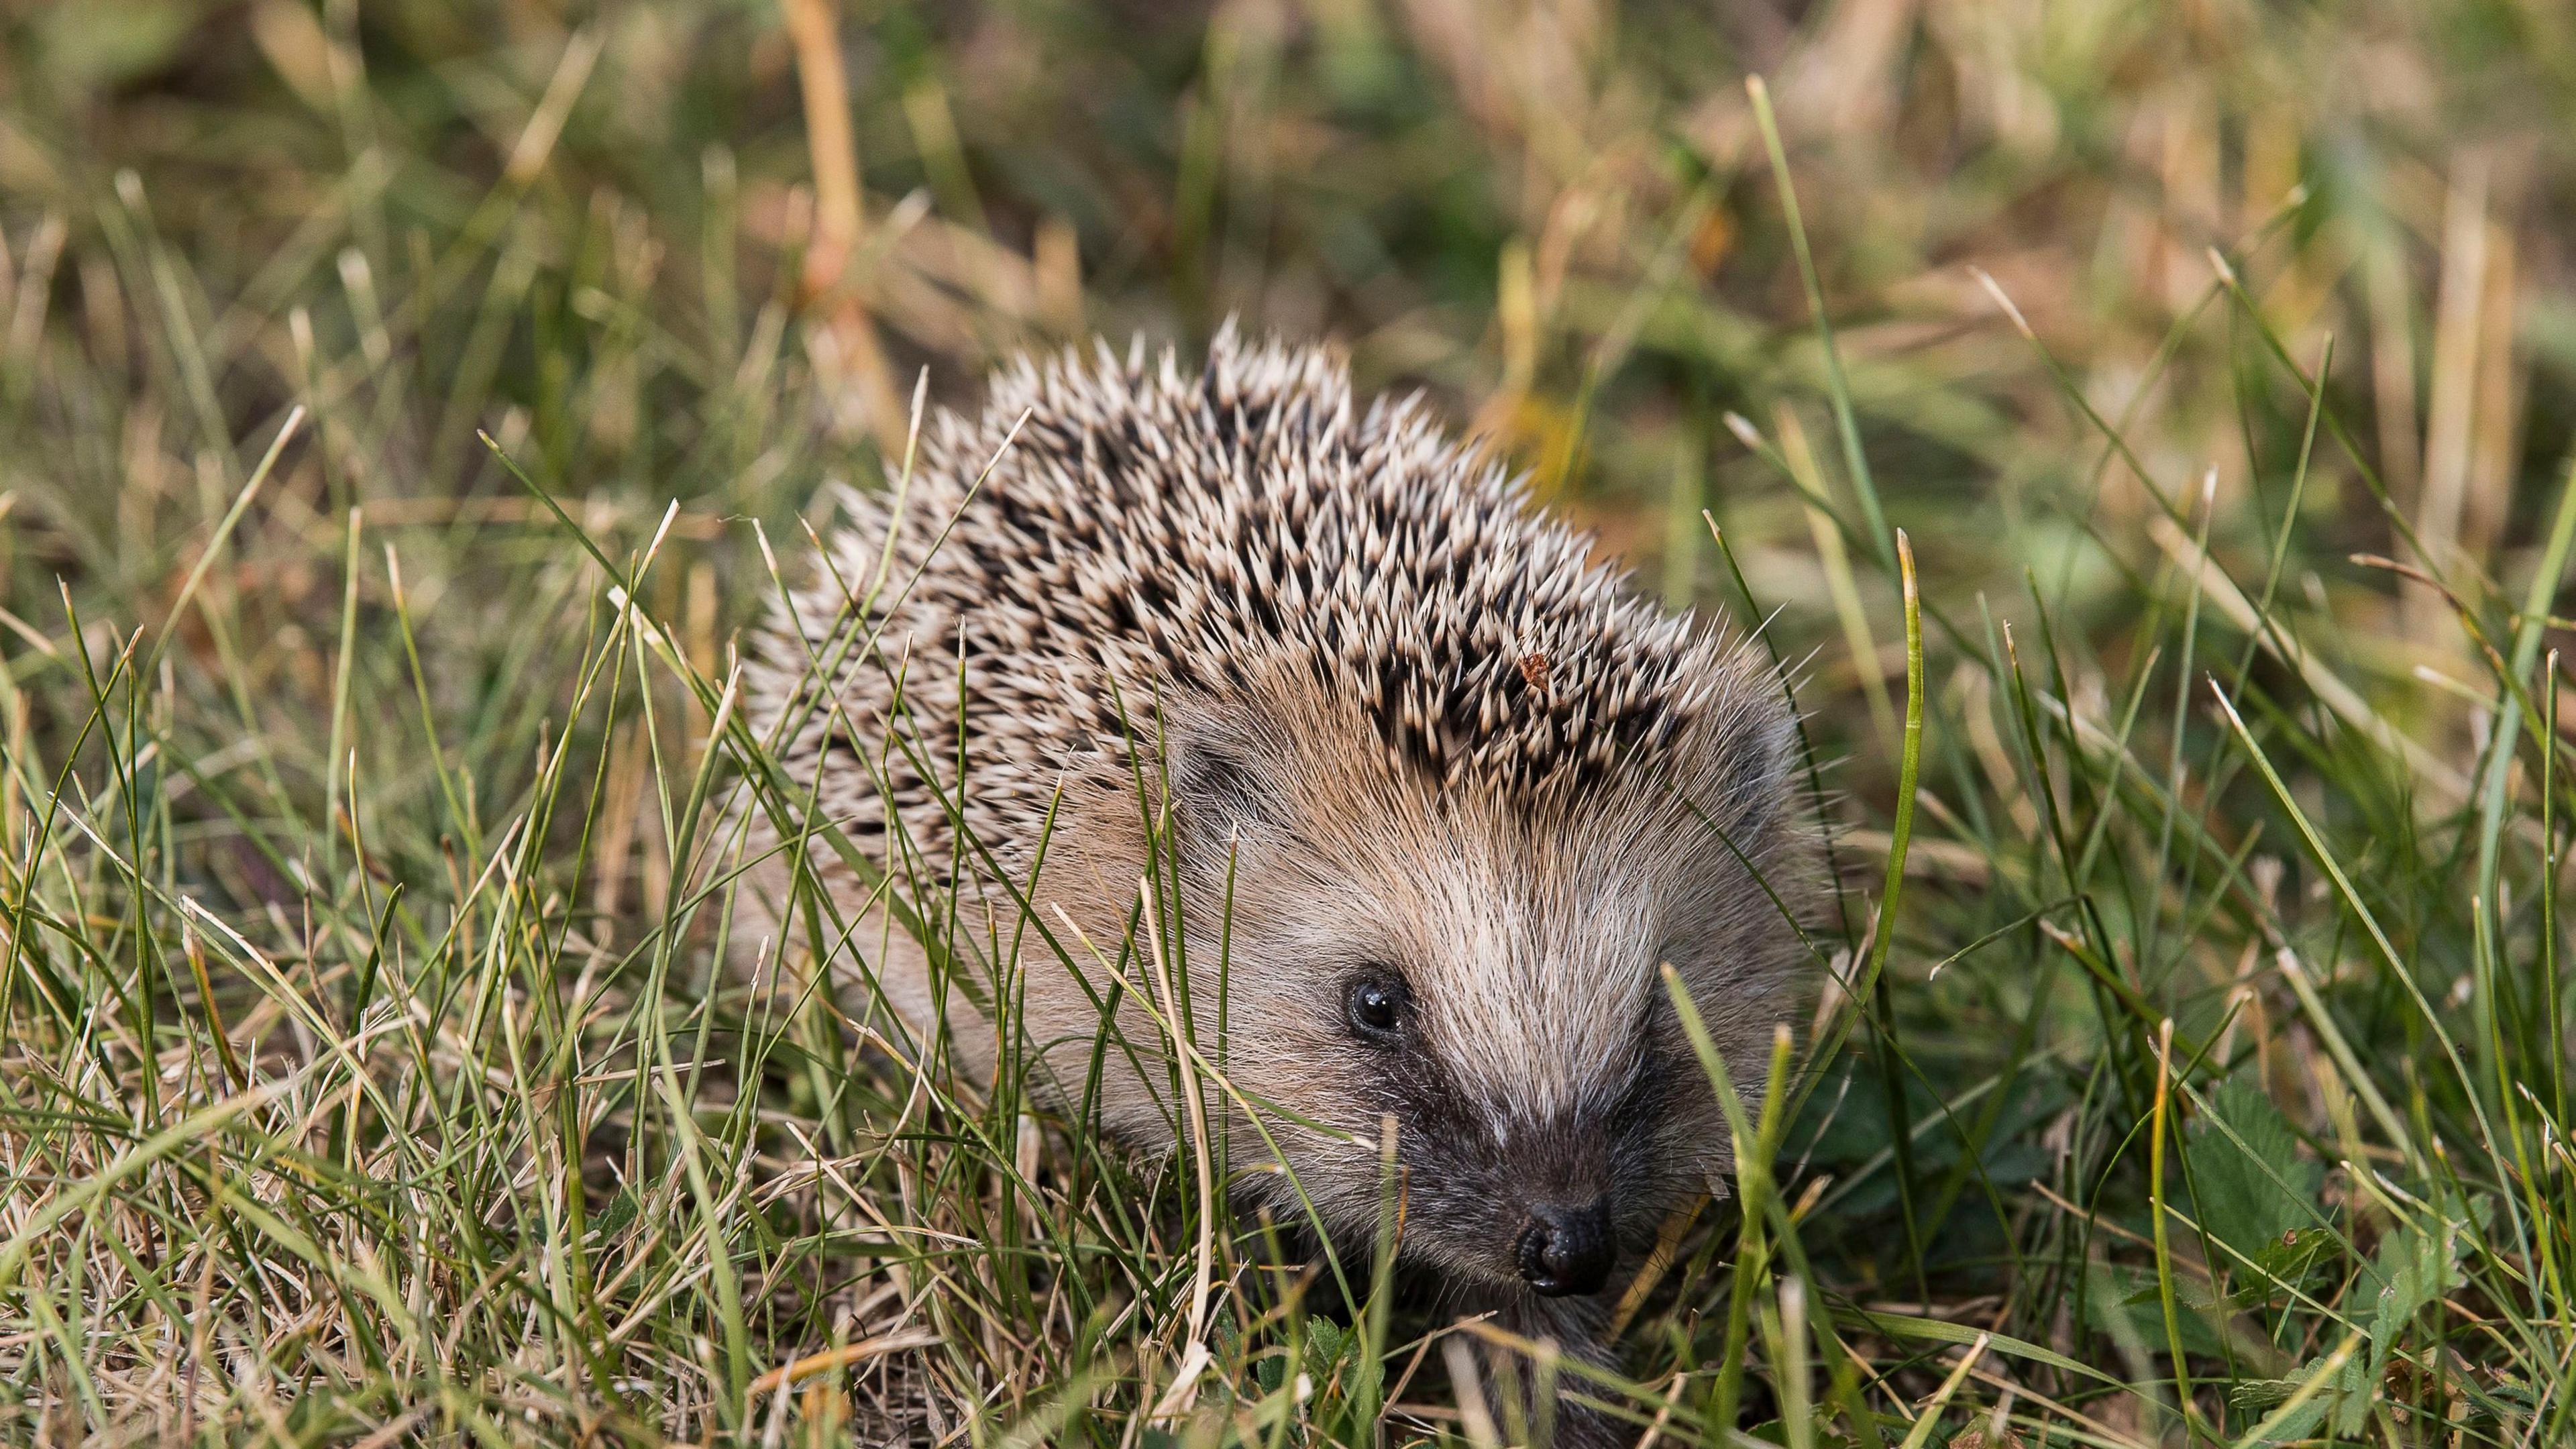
xmin=741 ymin=332 xmax=1814 ymax=1409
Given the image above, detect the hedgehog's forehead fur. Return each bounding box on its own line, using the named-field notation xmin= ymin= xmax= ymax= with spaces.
xmin=757 ymin=327 xmax=1770 ymax=839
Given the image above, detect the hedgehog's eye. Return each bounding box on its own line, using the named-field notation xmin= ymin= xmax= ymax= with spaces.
xmin=1344 ymin=971 xmax=1409 ymax=1042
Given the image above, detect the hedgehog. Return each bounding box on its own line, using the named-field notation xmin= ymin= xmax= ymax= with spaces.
xmin=738 ymin=327 xmax=1816 ymax=1434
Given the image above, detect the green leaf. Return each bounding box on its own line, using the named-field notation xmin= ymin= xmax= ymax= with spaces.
xmin=2093 ymin=1264 xmax=2231 ymax=1360
xmin=1301 ymin=1316 xmax=1344 ymax=1371
xmin=2329 ymin=1222 xmax=2458 ymax=1436
xmin=588 ymin=1187 xmax=641 ymax=1242
xmin=1837 ymin=1306 xmax=2120 ymax=1385
xmin=2183 ymin=1077 xmax=2325 ymax=1269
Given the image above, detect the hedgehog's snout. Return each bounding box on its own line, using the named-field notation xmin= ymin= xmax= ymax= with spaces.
xmin=1513 ymin=1197 xmax=1616 ymax=1297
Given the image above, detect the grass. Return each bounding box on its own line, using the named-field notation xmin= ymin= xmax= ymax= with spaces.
xmin=5 ymin=0 xmax=2576 ymax=1443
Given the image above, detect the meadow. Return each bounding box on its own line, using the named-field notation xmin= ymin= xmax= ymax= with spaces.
xmin=1 ymin=0 xmax=2573 ymax=1443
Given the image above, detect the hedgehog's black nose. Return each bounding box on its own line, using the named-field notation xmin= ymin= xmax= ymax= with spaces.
xmin=1515 ymin=1199 xmax=1615 ymax=1297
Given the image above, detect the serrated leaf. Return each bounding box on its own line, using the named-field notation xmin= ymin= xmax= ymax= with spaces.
xmin=2183 ymin=1077 xmax=2324 ymax=1266
xmin=1302 ymin=1316 xmax=1344 ymax=1371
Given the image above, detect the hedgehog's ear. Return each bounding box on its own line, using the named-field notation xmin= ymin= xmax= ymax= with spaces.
xmin=1681 ymin=698 xmax=1798 ymax=843
xmin=1164 ymin=728 xmax=1283 ymax=853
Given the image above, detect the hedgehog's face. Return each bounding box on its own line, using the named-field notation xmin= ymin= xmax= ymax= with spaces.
xmin=1137 ymin=679 xmax=1807 ymax=1301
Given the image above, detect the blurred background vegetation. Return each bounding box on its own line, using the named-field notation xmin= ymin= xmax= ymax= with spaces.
xmin=9 ymin=0 xmax=2576 ymax=1443
xmin=7 ymin=0 xmax=2575 ymax=720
